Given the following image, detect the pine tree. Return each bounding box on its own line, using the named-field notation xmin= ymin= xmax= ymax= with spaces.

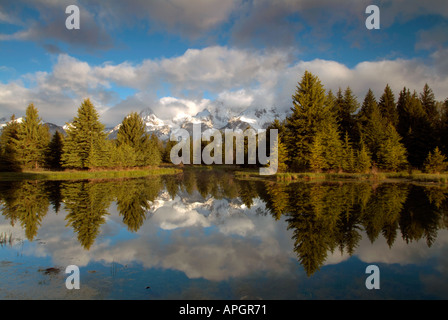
xmin=356 ymin=137 xmax=372 ymax=173
xmin=61 ymin=99 xmax=108 ymax=169
xmin=14 ymin=104 xmax=50 ymax=170
xmin=0 ymin=115 xmax=21 ymax=172
xmin=420 ymin=83 xmax=438 ymax=127
xmin=285 ymin=71 xmax=333 ymax=171
xmin=378 ymin=84 xmax=398 ymax=126
xmin=359 ymin=95 xmax=385 ymax=163
xmin=309 ymin=133 xmax=327 ymax=172
xmin=377 ymin=123 xmax=408 ymax=171
xmin=46 ymin=131 xmax=64 ymax=170
xmin=423 ymin=147 xmax=447 ymax=173
xmin=334 ymin=87 xmax=359 ymax=140
xmin=117 ymin=112 xmax=148 ymax=149
xmin=342 ymin=132 xmax=356 ymax=173
xmin=147 ymin=133 xmax=162 ymax=166
xmin=397 ymin=88 xmax=433 ymax=167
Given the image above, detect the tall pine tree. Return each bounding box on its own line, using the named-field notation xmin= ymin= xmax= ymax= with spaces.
xmin=285 ymin=71 xmax=334 ymax=171
xmin=14 ymin=104 xmax=50 ymax=170
xmin=61 ymin=98 xmax=108 ymax=169
xmin=378 ymin=84 xmax=398 ymax=126
xmin=0 ymin=115 xmax=21 ymax=172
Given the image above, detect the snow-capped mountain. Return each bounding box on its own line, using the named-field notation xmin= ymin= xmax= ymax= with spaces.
xmin=108 ymin=106 xmax=286 ymax=141
xmin=1 ymin=106 xmax=286 ymax=141
xmin=0 ymin=116 xmax=65 ymax=136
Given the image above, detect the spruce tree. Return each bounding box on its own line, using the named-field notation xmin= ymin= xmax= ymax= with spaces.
xmin=397 ymin=88 xmax=433 ymax=167
xmin=46 ymin=131 xmax=64 ymax=170
xmin=285 ymin=71 xmax=333 ymax=171
xmin=61 ymin=99 xmax=108 ymax=169
xmin=0 ymin=115 xmax=21 ymax=172
xmin=334 ymin=87 xmax=359 ymax=141
xmin=420 ymin=83 xmax=438 ymax=127
xmin=356 ymin=137 xmax=372 ymax=173
xmin=342 ymin=132 xmax=356 ymax=173
xmin=423 ymin=147 xmax=447 ymax=173
xmin=377 ymin=123 xmax=408 ymax=171
xmin=359 ymin=96 xmax=385 ymax=163
xmin=116 ymin=112 xmax=161 ymax=167
xmin=15 ymin=103 xmax=50 ymax=170
xmin=309 ymin=134 xmax=327 ymax=172
xmin=378 ymin=84 xmax=398 ymax=126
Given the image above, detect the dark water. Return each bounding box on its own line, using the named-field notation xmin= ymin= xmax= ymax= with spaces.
xmin=1 ymin=170 xmax=448 ymax=299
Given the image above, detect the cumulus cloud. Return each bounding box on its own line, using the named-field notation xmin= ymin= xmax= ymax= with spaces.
xmin=1 ymin=45 xmax=448 ymax=126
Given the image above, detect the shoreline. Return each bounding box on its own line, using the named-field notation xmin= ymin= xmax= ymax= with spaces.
xmin=0 ymin=166 xmax=182 ymax=181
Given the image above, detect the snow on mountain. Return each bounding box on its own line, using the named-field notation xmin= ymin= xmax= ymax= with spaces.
xmin=1 ymin=105 xmax=286 ymax=141
xmin=105 ymin=105 xmax=287 ymax=141
xmin=0 ymin=116 xmax=65 ymax=136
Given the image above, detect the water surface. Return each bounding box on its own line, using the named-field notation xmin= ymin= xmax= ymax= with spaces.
xmin=1 ymin=170 xmax=447 ymax=299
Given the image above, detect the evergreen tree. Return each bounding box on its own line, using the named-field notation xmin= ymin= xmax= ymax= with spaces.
xmin=0 ymin=115 xmax=21 ymax=172
xmin=117 ymin=112 xmax=148 ymax=148
xmin=147 ymin=133 xmax=162 ymax=166
xmin=14 ymin=104 xmax=50 ymax=170
xmin=309 ymin=133 xmax=327 ymax=172
xmin=356 ymin=137 xmax=372 ymax=173
xmin=61 ymin=99 xmax=108 ymax=169
xmin=284 ymin=71 xmax=333 ymax=171
xmin=46 ymin=131 xmax=64 ymax=170
xmin=377 ymin=123 xmax=408 ymax=171
xmin=342 ymin=132 xmax=356 ymax=173
xmin=334 ymin=87 xmax=359 ymax=140
xmin=359 ymin=94 xmax=385 ymax=163
xmin=309 ymin=124 xmax=344 ymax=172
xmin=397 ymin=88 xmax=433 ymax=167
xmin=420 ymin=83 xmax=438 ymax=127
xmin=378 ymin=84 xmax=398 ymax=126
xmin=423 ymin=147 xmax=447 ymax=173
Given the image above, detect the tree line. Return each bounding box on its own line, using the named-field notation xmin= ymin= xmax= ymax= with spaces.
xmin=268 ymin=71 xmax=448 ymax=174
xmin=0 ymin=98 xmax=168 ymax=172
xmin=1 ymin=71 xmax=447 ymax=173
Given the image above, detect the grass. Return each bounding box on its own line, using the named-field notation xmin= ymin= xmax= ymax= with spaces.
xmin=235 ymin=169 xmax=448 ymax=184
xmin=0 ymin=166 xmax=182 ymax=182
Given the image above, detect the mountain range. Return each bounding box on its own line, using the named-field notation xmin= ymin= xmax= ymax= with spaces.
xmin=1 ymin=106 xmax=287 ymax=141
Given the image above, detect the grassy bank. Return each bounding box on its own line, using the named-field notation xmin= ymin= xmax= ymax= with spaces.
xmin=235 ymin=170 xmax=448 ymax=184
xmin=0 ymin=166 xmax=182 ymax=182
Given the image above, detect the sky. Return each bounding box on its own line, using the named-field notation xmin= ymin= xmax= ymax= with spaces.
xmin=0 ymin=0 xmax=448 ymax=127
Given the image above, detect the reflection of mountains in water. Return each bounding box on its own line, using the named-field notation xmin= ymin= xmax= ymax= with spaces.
xmin=0 ymin=171 xmax=447 ymax=276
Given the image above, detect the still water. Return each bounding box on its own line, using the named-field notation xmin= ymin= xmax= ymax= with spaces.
xmin=0 ymin=170 xmax=447 ymax=299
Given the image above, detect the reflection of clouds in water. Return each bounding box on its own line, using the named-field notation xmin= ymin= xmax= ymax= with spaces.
xmin=2 ymin=191 xmax=448 ymax=285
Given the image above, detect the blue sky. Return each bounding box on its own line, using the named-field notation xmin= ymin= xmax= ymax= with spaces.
xmin=0 ymin=0 xmax=447 ymax=126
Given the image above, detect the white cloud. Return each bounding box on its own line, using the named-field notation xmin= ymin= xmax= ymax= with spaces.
xmin=1 ymin=46 xmax=448 ymax=127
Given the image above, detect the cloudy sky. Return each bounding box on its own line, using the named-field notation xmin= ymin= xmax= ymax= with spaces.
xmin=0 ymin=0 xmax=448 ymax=127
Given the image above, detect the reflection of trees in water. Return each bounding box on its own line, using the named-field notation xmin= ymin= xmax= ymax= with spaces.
xmin=62 ymin=181 xmax=113 ymax=250
xmin=0 ymin=172 xmax=447 ymax=270
xmin=0 ymin=181 xmax=49 ymax=241
xmin=262 ymin=181 xmax=448 ymax=276
xmin=0 ymin=177 xmax=165 ymax=249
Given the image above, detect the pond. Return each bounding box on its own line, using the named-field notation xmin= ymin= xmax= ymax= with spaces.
xmin=0 ymin=170 xmax=447 ymax=299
